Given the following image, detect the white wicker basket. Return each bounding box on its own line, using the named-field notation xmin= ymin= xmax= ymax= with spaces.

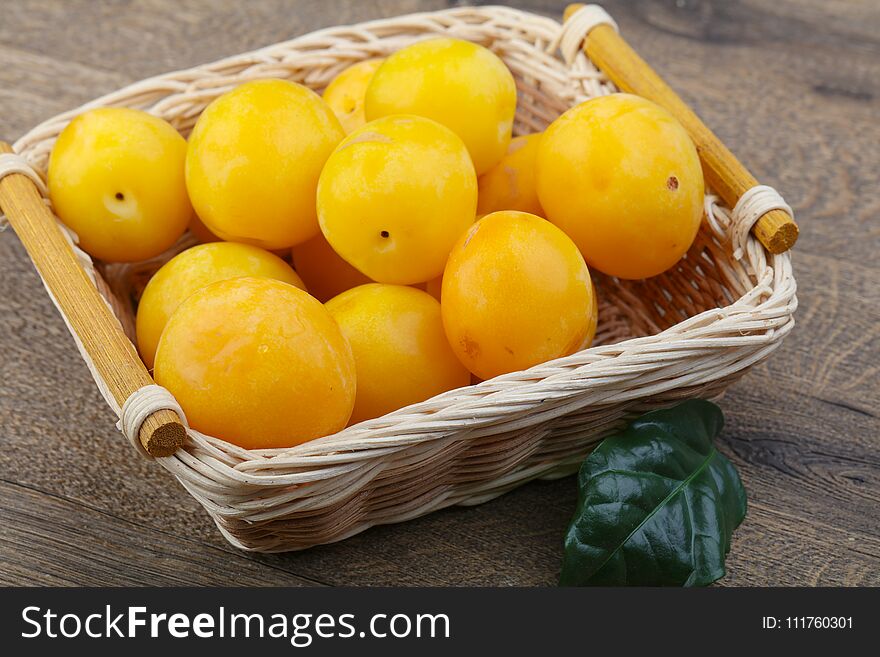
xmin=2 ymin=5 xmax=796 ymax=552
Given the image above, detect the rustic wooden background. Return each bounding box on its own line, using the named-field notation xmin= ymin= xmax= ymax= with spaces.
xmin=1 ymin=0 xmax=878 ymax=586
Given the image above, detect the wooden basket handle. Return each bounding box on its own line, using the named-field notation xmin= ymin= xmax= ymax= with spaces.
xmin=563 ymin=4 xmax=798 ymax=254
xmin=0 ymin=141 xmax=185 ymax=457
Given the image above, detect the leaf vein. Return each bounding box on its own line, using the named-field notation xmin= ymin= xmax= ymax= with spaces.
xmin=588 ymin=449 xmax=717 ymax=582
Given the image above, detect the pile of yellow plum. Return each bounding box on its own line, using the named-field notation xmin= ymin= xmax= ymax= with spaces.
xmin=47 ymin=38 xmax=704 ymax=449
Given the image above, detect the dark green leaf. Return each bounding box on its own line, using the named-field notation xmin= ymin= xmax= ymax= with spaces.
xmin=560 ymin=399 xmax=747 ymax=586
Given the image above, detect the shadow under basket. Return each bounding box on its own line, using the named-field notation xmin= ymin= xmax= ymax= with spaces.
xmin=5 ymin=5 xmax=796 ymax=552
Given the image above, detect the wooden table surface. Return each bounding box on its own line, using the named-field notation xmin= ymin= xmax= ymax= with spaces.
xmin=1 ymin=0 xmax=878 ymax=587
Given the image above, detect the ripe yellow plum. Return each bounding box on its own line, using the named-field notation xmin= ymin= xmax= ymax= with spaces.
xmin=326 ymin=284 xmax=470 ymax=424
xmin=136 ymin=242 xmax=304 ymax=369
xmin=154 ymin=277 xmax=355 ymax=449
xmin=323 ymin=58 xmax=384 ymax=133
xmin=537 ymin=94 xmax=704 ymax=279
xmin=441 ymin=211 xmax=595 ymax=380
xmin=364 ymin=38 xmax=516 ymax=174
xmin=317 ymin=114 xmax=477 ymax=284
xmin=47 ymin=107 xmax=191 ymax=262
xmin=477 ymin=133 xmax=544 ymax=217
xmin=186 ymin=79 xmax=344 ymax=249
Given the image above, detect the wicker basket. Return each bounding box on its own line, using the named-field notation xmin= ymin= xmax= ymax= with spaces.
xmin=0 ymin=4 xmax=797 ymax=552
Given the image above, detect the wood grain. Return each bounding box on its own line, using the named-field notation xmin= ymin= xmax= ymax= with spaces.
xmin=0 ymin=0 xmax=878 ymax=586
xmin=0 ymin=142 xmax=185 ymax=456
xmin=0 ymin=479 xmax=321 ymax=586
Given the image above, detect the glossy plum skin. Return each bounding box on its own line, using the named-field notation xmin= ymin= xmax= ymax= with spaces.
xmin=185 ymin=79 xmax=344 ymax=249
xmin=317 ymin=114 xmax=477 ymax=285
xmin=136 ymin=242 xmax=304 ymax=369
xmin=326 ymin=284 xmax=470 ymax=424
xmin=537 ymin=93 xmax=704 ymax=280
xmin=441 ymin=211 xmax=596 ymax=380
xmin=477 ymin=133 xmax=545 ymax=217
xmin=154 ymin=277 xmax=356 ymax=450
xmin=323 ymin=58 xmax=384 ymax=134
xmin=364 ymin=38 xmax=516 ymax=175
xmin=48 ymin=107 xmax=191 ymax=262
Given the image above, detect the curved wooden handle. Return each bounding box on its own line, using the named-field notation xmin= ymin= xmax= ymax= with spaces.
xmin=564 ymin=4 xmax=798 ymax=254
xmin=0 ymin=141 xmax=185 ymax=456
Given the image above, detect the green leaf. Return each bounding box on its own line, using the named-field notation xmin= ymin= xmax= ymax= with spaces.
xmin=560 ymin=399 xmax=747 ymax=586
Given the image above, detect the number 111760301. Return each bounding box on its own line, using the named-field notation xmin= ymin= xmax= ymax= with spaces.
xmin=763 ymin=617 xmax=853 ymax=630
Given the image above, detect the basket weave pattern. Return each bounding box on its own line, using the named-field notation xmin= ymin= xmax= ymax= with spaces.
xmin=13 ymin=6 xmax=796 ymax=551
